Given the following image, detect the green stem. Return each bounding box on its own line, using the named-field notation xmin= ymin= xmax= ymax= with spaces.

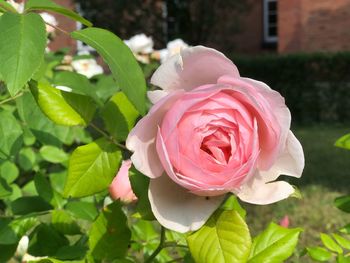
xmin=89 ymin=122 xmax=128 ymax=150
xmin=45 ymin=22 xmax=70 ymax=36
xmin=145 ymin=227 xmax=166 ymax=263
xmin=0 ymin=92 xmax=23 ymax=106
xmin=163 ymin=242 xmax=188 ymax=249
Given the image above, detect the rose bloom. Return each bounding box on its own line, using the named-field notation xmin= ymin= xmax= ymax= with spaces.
xmin=109 ymin=160 xmax=137 ymax=203
xmin=127 ymin=46 xmax=304 ymax=233
xmin=124 ymin=34 xmax=154 ymax=54
xmin=71 ymin=54 xmax=103 ymax=79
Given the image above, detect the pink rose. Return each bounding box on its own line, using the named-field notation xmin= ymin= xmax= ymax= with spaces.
xmin=127 ymin=46 xmax=304 ymax=233
xmin=279 ymin=215 xmax=290 ymax=228
xmin=109 ymin=160 xmax=137 ymax=203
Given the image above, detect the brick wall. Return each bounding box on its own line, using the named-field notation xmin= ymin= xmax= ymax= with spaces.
xmin=279 ymin=0 xmax=350 ymax=53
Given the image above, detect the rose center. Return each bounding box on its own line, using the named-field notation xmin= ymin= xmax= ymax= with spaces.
xmin=200 ymin=128 xmax=233 ymax=164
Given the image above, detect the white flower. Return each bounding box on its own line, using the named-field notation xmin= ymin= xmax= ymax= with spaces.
xmin=159 ymin=39 xmax=189 ymax=63
xmin=55 ymin=85 xmax=72 ymax=92
xmin=124 ymin=34 xmax=154 ymax=54
xmin=40 ymin=12 xmax=58 ymax=33
xmin=6 ymin=0 xmax=24 ymax=13
xmin=71 ymin=56 xmax=103 ymax=79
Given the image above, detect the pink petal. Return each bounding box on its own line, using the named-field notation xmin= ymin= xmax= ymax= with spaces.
xmin=151 ymin=46 xmax=240 ymax=92
xmin=148 ymin=175 xmax=225 ymax=233
xmin=126 ymin=90 xmax=184 ymax=178
xmin=109 ymin=160 xmax=137 ymax=203
xmin=279 ymin=215 xmax=290 ymax=228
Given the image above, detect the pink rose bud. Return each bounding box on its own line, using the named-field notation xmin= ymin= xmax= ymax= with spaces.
xmin=126 ymin=46 xmax=304 ymax=233
xmin=109 ymin=160 xmax=137 ymax=203
xmin=279 ymin=215 xmax=290 ymax=228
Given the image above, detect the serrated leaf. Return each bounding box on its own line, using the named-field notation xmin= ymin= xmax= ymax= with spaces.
xmin=51 ymin=210 xmax=81 ymax=235
xmin=63 ymin=138 xmax=122 ymax=198
xmin=307 ymin=247 xmax=332 ymax=262
xmin=332 ymin=234 xmax=350 ymax=250
xmin=71 ymin=28 xmax=147 ymax=115
xmin=335 ymin=195 xmax=350 ymax=213
xmin=30 ymin=81 xmax=96 ymax=127
xmin=89 ymin=202 xmax=131 ymax=260
xmin=0 ymin=110 xmax=23 ymax=159
xmin=102 ymin=92 xmax=139 ymax=141
xmin=248 ymin=223 xmax=302 ymax=263
xmin=187 ymin=209 xmax=251 ymax=263
xmin=28 ymin=223 xmax=69 ymax=257
xmin=321 ymin=233 xmax=343 ymax=254
xmin=0 ymin=12 xmax=46 ymax=95
xmin=65 ymin=201 xmax=98 ymax=221
xmin=129 ymin=167 xmax=154 ymax=220
xmin=335 ymin=133 xmax=350 ymax=150
xmin=25 ymin=0 xmax=92 ymax=27
xmin=11 ymin=196 xmax=53 ymax=215
xmin=39 ymin=145 xmax=68 ymax=163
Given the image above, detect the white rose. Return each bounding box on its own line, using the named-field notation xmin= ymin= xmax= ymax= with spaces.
xmin=160 ymin=38 xmax=189 ymax=63
xmin=71 ymin=57 xmax=103 ymax=79
xmin=124 ymin=34 xmax=154 ymax=54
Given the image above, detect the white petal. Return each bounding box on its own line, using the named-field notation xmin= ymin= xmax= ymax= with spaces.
xmin=237 ymin=180 xmax=295 ymax=205
xmin=260 ymin=131 xmax=304 ymax=182
xmin=126 ymin=90 xmax=184 ymax=178
xmin=147 ymin=90 xmax=169 ymax=104
xmin=151 ymin=46 xmax=239 ymax=92
xmin=149 ymin=175 xmax=225 ymax=233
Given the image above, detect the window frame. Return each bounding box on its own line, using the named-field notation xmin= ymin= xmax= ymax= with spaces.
xmin=263 ymin=0 xmax=278 ymax=43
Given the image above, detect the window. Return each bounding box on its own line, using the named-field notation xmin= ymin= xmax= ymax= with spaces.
xmin=263 ymin=0 xmax=278 ymax=43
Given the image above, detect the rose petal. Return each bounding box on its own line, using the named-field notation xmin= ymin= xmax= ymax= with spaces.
xmin=147 ymin=90 xmax=169 ymax=104
xmin=236 ymin=172 xmax=295 ymax=205
xmin=126 ymin=90 xmax=184 ymax=178
xmin=260 ymin=131 xmax=304 ymax=182
xmin=148 ymin=175 xmax=225 ymax=233
xmin=151 ymin=46 xmax=240 ymax=92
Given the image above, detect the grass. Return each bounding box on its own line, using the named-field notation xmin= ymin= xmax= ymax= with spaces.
xmin=245 ymin=125 xmax=350 ymax=262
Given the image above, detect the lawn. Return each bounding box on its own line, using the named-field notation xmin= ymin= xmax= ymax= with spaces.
xmin=245 ymin=125 xmax=350 ymax=262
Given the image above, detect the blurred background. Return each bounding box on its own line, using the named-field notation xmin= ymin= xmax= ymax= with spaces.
xmin=18 ymin=0 xmax=350 ymax=260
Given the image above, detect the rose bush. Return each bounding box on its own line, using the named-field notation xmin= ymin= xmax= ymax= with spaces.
xmin=127 ymin=46 xmax=304 ymax=233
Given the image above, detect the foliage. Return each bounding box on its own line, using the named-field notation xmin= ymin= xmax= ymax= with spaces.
xmin=0 ymin=1 xmax=302 ymax=262
xmin=234 ymin=53 xmax=350 ymax=124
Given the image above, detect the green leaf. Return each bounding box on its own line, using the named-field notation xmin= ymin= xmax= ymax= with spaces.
xmin=63 ymin=138 xmax=122 ymax=198
xmin=28 ymin=223 xmax=69 ymax=257
xmin=71 ymin=28 xmax=147 ymax=115
xmin=0 ymin=218 xmax=18 ymax=245
xmin=34 ymin=174 xmax=53 ymax=202
xmin=0 ymin=0 xmax=18 ymax=13
xmin=30 ymin=81 xmax=96 ymax=127
xmin=320 ymin=233 xmax=343 ymax=254
xmin=0 ymin=177 xmax=12 ymax=198
xmin=187 ymin=209 xmax=251 ymax=263
xmin=11 ymin=196 xmax=53 ymax=215
xmin=340 ymin=224 xmax=350 ymax=234
xmin=248 ymin=223 xmax=302 ymax=263
xmin=54 ymin=243 xmax=88 ymax=260
xmin=0 ymin=244 xmax=17 ymax=262
xmin=337 ymin=254 xmax=350 ymax=263
xmin=94 ymin=75 xmax=119 ymax=102
xmin=53 ymin=71 xmax=99 ymax=102
xmin=129 ymin=167 xmax=154 ymax=220
xmin=25 ymin=0 xmax=92 ymax=27
xmin=39 ymin=145 xmax=68 ymax=163
xmin=307 ymin=247 xmax=332 ymax=262
xmin=221 ymin=195 xmax=246 ymax=219
xmin=335 ymin=133 xmax=350 ymax=150
xmin=65 ymin=201 xmax=98 ymax=221
xmin=89 ymin=202 xmax=131 ymax=260
xmin=0 ymin=110 xmax=23 ymax=159
xmin=335 ymin=195 xmax=350 ymax=213
xmin=102 ymin=92 xmax=139 ymax=141
xmin=18 ymin=147 xmax=36 ymax=171
xmin=0 ymin=161 xmax=19 ymax=184
xmin=0 ymin=13 xmax=46 ymax=95
xmin=51 ymin=210 xmax=81 ymax=235
xmin=332 ymin=234 xmax=350 ymax=250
